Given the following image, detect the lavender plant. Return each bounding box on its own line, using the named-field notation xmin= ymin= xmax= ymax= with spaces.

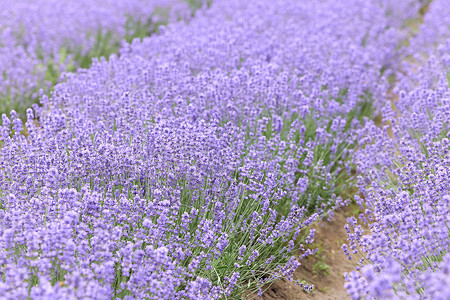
xmin=0 ymin=0 xmax=435 ymax=298
xmin=0 ymin=0 xmax=195 ymax=117
xmin=39 ymin=0 xmax=412 ymax=215
xmin=344 ymin=0 xmax=450 ymax=298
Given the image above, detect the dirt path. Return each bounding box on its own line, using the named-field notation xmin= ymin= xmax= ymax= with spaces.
xmin=260 ymin=207 xmax=360 ymax=300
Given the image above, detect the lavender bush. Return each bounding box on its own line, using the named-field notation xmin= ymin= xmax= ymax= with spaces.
xmin=0 ymin=0 xmax=196 ymax=117
xmin=344 ymin=0 xmax=449 ymax=298
xmin=1 ymin=0 xmax=447 ymax=299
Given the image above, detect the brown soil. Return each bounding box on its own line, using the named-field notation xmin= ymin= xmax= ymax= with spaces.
xmin=258 ymin=207 xmax=363 ymax=300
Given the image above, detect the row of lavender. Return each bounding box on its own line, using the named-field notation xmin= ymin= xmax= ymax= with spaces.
xmin=344 ymin=0 xmax=450 ymax=298
xmin=0 ymin=0 xmax=445 ymax=299
xmin=0 ymin=0 xmax=196 ymax=117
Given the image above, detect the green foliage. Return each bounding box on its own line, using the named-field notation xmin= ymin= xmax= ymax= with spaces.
xmin=312 ymin=261 xmax=330 ymax=276
xmin=172 ymin=179 xmax=311 ymax=298
xmin=309 ymin=243 xmax=330 ymax=276
xmin=416 ymin=252 xmax=446 ymax=272
xmin=184 ymin=0 xmax=213 ymax=10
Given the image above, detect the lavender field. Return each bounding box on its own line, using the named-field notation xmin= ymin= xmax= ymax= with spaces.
xmin=0 ymin=0 xmax=448 ymax=299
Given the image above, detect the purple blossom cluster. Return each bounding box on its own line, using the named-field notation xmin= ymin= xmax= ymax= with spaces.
xmin=396 ymin=0 xmax=450 ymax=92
xmin=38 ymin=0 xmax=415 ymax=216
xmin=0 ymin=0 xmax=439 ymax=299
xmin=0 ymin=0 xmax=194 ymax=115
xmin=345 ymin=0 xmax=450 ymax=298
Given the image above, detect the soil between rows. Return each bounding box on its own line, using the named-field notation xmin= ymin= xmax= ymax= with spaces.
xmin=259 ymin=207 xmax=363 ymax=300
